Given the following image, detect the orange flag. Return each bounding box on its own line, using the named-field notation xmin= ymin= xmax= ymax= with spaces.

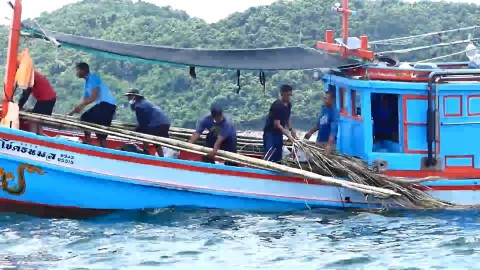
xmin=15 ymin=48 xmax=34 ymax=90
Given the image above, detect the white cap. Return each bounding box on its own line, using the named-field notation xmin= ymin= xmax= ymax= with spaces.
xmin=466 ymin=42 xmax=477 ymax=61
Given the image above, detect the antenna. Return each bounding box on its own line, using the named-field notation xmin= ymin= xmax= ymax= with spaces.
xmin=316 ymin=0 xmax=374 ymax=59
xmin=297 ymin=23 xmax=303 ymax=45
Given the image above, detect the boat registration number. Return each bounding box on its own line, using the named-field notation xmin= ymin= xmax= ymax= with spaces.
xmin=57 ymin=154 xmax=75 ymax=165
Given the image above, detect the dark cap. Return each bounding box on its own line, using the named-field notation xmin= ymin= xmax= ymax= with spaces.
xmin=124 ymin=88 xmax=144 ymax=98
xmin=210 ymin=104 xmax=223 ymax=117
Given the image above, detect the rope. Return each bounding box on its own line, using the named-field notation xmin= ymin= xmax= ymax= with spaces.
xmin=289 ymin=143 xmax=312 ymax=210
xmin=377 ymin=37 xmax=480 ymax=55
xmin=370 ymin=25 xmax=480 ymax=46
xmin=417 ymin=49 xmax=470 ymax=63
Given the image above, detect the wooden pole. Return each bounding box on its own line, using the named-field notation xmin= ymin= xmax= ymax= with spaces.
xmin=2 ymin=0 xmax=22 ymax=118
xmin=342 ymin=0 xmax=349 ymax=43
xmin=26 ymin=113 xmax=267 ymax=147
xmin=5 ymin=108 xmax=287 ymax=144
xmin=48 ymin=113 xmax=270 ymax=143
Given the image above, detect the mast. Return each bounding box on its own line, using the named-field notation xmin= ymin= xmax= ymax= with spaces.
xmin=341 ymin=0 xmax=349 ymax=44
xmin=2 ymin=0 xmax=22 ymax=119
xmin=316 ymin=0 xmax=374 ymax=60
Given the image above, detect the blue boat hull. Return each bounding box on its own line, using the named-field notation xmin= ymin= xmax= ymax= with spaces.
xmin=0 ymin=154 xmax=385 ymax=218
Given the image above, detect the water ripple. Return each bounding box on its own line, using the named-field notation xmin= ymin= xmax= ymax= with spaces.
xmin=0 ymin=209 xmax=479 ymax=269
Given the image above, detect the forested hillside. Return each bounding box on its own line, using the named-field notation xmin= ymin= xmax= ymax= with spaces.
xmin=1 ymin=0 xmax=479 ymax=130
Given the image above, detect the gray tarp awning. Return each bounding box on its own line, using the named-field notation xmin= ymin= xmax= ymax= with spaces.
xmin=40 ymin=30 xmax=360 ymax=71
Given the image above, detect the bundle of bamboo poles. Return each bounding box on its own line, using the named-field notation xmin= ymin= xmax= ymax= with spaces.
xmin=18 ymin=111 xmax=401 ymax=199
xmin=283 ymin=140 xmax=476 ymax=209
xmin=42 ymin=113 xmax=277 ymax=155
xmin=2 ymin=105 xmax=289 ymax=154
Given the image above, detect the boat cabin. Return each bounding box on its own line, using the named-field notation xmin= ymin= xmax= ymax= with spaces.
xmin=322 ymin=62 xmax=480 ymax=176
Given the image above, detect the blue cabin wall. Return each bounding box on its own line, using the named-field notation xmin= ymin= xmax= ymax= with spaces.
xmin=324 ymin=73 xmax=480 ymax=172
xmin=332 ymin=84 xmax=365 ymax=158
xmin=397 ymin=84 xmax=480 ymax=170
xmin=437 ymin=85 xmax=480 ymax=170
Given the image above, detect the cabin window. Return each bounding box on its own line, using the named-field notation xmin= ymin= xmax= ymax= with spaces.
xmin=371 ymin=93 xmax=401 ymax=153
xmin=351 ymin=90 xmax=361 ymax=116
xmin=339 ymin=88 xmax=347 ymax=113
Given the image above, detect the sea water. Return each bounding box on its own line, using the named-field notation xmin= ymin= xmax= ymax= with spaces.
xmin=0 ymin=208 xmax=479 ymax=270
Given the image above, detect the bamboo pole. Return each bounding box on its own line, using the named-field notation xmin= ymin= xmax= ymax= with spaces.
xmin=41 ymin=113 xmax=268 ymax=144
xmin=49 ymin=112 xmax=281 ymax=144
xmin=17 ymin=115 xmax=267 ymax=153
xmin=20 ymin=113 xmax=282 ymax=155
xmin=19 ymin=111 xmax=400 ymax=198
xmin=3 ymin=105 xmax=287 ymax=144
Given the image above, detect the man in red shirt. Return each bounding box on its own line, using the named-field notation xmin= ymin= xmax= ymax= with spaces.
xmin=18 ymin=71 xmax=57 ymax=136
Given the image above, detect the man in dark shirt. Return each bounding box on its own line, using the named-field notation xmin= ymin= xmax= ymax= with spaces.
xmin=263 ymin=84 xmax=297 ymax=163
xmin=305 ymin=91 xmax=339 ymax=155
xmin=125 ymin=88 xmax=171 ymax=157
xmin=188 ymin=105 xmax=238 ymax=166
xmin=18 ymin=71 xmax=57 ymax=136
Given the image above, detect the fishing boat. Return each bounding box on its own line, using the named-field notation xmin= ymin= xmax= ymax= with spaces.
xmin=1 ymin=0 xmax=480 ymax=218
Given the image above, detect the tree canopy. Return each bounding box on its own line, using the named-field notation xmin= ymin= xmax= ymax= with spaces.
xmin=1 ymin=0 xmax=479 ymax=130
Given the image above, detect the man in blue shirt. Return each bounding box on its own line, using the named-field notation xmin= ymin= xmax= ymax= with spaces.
xmin=69 ymin=62 xmax=117 ymax=147
xmin=188 ymin=105 xmax=238 ymax=166
xmin=262 ymin=84 xmax=297 ymax=163
xmin=304 ymin=91 xmax=339 ymax=155
xmin=125 ymin=88 xmax=171 ymax=157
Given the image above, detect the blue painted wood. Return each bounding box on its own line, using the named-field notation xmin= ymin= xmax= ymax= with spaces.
xmin=322 ymin=66 xmax=480 ymax=173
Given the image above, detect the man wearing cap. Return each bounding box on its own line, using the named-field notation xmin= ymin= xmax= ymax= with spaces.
xmin=188 ymin=105 xmax=238 ymax=166
xmin=263 ymin=84 xmax=297 ymax=163
xmin=68 ymin=62 xmax=117 ymax=147
xmin=125 ymin=88 xmax=171 ymax=157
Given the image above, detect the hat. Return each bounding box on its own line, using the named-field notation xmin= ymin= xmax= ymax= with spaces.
xmin=124 ymin=88 xmax=144 ymax=97
xmin=210 ymin=104 xmax=223 ymax=117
